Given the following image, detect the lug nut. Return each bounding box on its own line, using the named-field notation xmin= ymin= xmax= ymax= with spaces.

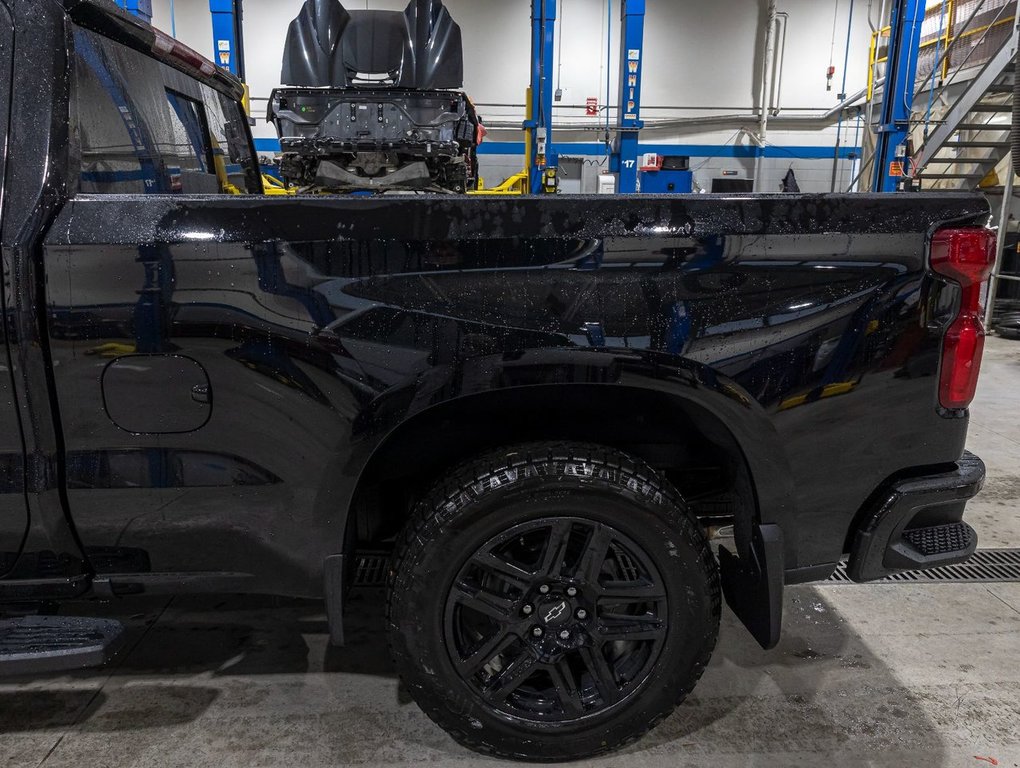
xmin=576 ymin=608 xmax=587 ymax=620
xmin=522 ymin=604 xmax=534 ymax=616
xmin=532 ymin=627 xmax=544 ymax=637
xmin=566 ymin=586 xmax=577 ymax=597
xmin=538 ymin=584 xmax=550 ymax=595
xmin=559 ymin=630 xmax=570 ymax=640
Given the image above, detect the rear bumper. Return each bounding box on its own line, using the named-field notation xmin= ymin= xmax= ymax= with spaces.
xmin=847 ymin=451 xmax=985 ymax=582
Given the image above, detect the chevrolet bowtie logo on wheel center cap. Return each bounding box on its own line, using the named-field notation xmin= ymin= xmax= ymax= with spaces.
xmin=542 ymin=600 xmax=568 ymax=624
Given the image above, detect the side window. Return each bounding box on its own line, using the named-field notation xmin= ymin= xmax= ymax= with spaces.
xmin=163 ymin=89 xmax=218 ymax=193
xmin=202 ymin=86 xmax=260 ymax=193
xmin=72 ymin=27 xmax=162 ymax=194
xmin=72 ymin=26 xmax=251 ymax=195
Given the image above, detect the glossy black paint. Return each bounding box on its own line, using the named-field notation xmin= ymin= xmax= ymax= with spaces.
xmin=0 ymin=0 xmax=992 ymax=602
xmin=35 ymin=191 xmax=985 ymax=595
xmin=0 ymin=0 xmax=26 ymax=577
xmin=2 ymin=0 xmax=89 ymax=592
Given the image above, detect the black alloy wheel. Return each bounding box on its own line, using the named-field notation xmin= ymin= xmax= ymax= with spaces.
xmin=387 ymin=442 xmax=720 ymax=761
xmin=444 ymin=517 xmax=668 ymax=723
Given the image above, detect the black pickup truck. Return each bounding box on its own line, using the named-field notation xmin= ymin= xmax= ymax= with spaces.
xmin=0 ymin=0 xmax=997 ymax=761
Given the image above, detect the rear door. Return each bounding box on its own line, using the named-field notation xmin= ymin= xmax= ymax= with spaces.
xmin=41 ymin=22 xmax=325 ymax=590
xmin=0 ymin=0 xmax=30 ymax=576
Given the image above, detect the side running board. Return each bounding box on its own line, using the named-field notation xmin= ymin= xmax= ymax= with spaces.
xmin=0 ymin=616 xmax=125 ymax=676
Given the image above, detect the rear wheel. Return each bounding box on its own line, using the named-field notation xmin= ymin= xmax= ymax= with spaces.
xmin=387 ymin=442 xmax=720 ymax=761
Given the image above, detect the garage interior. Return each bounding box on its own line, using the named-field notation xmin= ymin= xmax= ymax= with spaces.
xmin=3 ymin=0 xmax=1020 ymax=765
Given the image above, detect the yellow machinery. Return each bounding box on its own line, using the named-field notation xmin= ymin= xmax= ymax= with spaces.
xmin=212 ymin=146 xmax=242 ymax=195
xmin=261 ymin=173 xmax=296 ymax=195
xmin=469 ymin=171 xmax=529 ymax=195
xmin=467 ymin=86 xmax=547 ymax=196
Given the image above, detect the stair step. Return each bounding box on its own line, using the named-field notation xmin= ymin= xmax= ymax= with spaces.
xmin=944 ymin=140 xmax=1010 ymax=147
xmin=954 ymin=123 xmax=1011 ymax=130
xmin=984 ymin=84 xmax=1016 ymax=93
xmin=979 ymin=186 xmax=1020 ymax=195
xmin=918 ymin=172 xmax=987 ymax=179
xmin=930 ymin=151 xmax=1004 ymax=158
xmin=0 ymin=616 xmax=124 ymax=676
xmin=928 ymin=157 xmax=1002 ymax=163
xmin=970 ymin=104 xmax=1012 ymax=112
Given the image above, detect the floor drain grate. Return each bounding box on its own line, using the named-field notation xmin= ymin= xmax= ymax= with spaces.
xmin=827 ymin=548 xmax=1020 ymax=584
xmin=355 ymin=549 xmax=1020 ymax=587
xmin=353 ymin=551 xmax=390 ymax=588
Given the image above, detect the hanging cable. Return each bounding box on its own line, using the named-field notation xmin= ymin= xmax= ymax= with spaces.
xmin=599 ymin=0 xmax=607 ymax=160
xmin=849 ymin=112 xmax=864 ymax=189
xmin=830 ymin=0 xmax=855 ymax=191
xmin=838 ymin=1 xmax=855 ymax=108
xmin=598 ymin=0 xmax=606 ymax=111
xmin=691 ymin=128 xmax=748 ymax=172
xmin=555 ymin=0 xmax=565 ymax=98
xmin=828 ymin=0 xmax=842 ymax=90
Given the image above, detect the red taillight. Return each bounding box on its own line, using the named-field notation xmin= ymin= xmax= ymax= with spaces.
xmin=930 ymin=227 xmax=996 ymax=410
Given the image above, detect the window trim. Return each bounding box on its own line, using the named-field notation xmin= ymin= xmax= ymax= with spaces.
xmin=164 ymin=87 xmax=216 ymax=178
xmin=0 ymin=2 xmax=14 ymax=226
xmin=69 ymin=25 xmax=261 ymax=196
xmin=71 ymin=24 xmax=165 ymax=194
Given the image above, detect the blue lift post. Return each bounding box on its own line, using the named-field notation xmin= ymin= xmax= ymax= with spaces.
xmin=113 ymin=0 xmax=152 ymax=23
xmin=616 ymin=0 xmax=645 ymax=194
xmin=527 ymin=0 xmax=557 ymax=194
xmin=871 ymin=0 xmax=925 ymax=192
xmin=209 ymin=0 xmax=245 ymax=80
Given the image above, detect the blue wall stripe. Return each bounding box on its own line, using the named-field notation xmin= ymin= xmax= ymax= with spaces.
xmin=254 ymin=137 xmax=861 ymax=161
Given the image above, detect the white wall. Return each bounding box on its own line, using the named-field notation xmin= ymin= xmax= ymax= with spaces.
xmin=149 ymin=0 xmax=883 ymax=191
xmin=151 ymin=0 xmax=213 ymax=62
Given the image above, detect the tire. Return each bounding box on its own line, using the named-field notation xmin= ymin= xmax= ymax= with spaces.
xmin=387 ymin=442 xmax=720 ymax=761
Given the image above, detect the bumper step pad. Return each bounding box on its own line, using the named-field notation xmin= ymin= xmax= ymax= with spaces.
xmin=902 ymin=522 xmax=975 ymax=557
xmin=0 ymin=616 xmax=124 ymax=676
xmin=847 ymin=452 xmax=984 ymax=582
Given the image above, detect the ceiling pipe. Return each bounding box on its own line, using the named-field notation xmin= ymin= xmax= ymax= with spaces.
xmin=770 ymin=11 xmax=789 ymax=117
xmin=755 ymin=0 xmax=779 ymax=190
xmin=479 ymin=87 xmax=874 ymax=133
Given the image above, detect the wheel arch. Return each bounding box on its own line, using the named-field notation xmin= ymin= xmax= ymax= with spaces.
xmin=344 ymin=379 xmax=798 ymax=567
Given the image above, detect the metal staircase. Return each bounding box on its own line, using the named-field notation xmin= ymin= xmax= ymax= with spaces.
xmin=909 ymin=2 xmax=1020 ymax=188
xmin=861 ymin=1 xmax=1020 ymax=337
xmin=913 ymin=43 xmax=1016 ymax=189
xmin=860 ymin=0 xmax=1020 ymax=192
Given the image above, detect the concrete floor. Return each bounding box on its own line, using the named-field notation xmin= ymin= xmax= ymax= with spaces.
xmin=3 ymin=338 xmax=1020 ymax=768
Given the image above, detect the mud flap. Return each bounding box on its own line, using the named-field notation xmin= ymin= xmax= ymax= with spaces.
xmin=324 ymin=554 xmax=345 ymax=646
xmin=718 ymin=524 xmax=784 ymax=650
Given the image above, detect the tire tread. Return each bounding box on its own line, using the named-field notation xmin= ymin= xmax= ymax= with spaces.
xmin=386 ymin=441 xmax=721 ymax=761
